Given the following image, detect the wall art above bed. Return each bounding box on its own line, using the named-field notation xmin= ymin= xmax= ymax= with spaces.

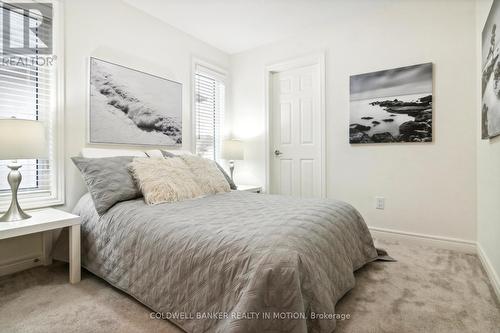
xmin=349 ymin=63 xmax=433 ymax=144
xmin=89 ymin=57 xmax=182 ymax=146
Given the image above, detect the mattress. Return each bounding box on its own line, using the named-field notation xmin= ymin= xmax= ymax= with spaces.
xmin=66 ymin=191 xmax=379 ymax=333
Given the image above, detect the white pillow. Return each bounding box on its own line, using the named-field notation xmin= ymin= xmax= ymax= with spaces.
xmin=164 ymin=149 xmax=194 ymax=156
xmin=144 ymin=149 xmax=194 ymax=158
xmin=81 ymin=148 xmax=147 ymax=158
xmin=180 ymin=155 xmax=230 ymax=195
xmin=143 ymin=149 xmax=163 ymax=158
xmin=129 ymin=157 xmax=203 ymax=205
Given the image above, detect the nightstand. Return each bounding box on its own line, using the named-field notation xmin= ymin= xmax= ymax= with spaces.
xmin=236 ymin=185 xmax=263 ymax=193
xmin=0 ymin=208 xmax=81 ymax=283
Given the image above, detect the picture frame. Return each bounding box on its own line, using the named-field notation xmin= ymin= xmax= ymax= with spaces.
xmin=349 ymin=63 xmax=433 ymax=144
xmin=88 ymin=57 xmax=183 ymax=146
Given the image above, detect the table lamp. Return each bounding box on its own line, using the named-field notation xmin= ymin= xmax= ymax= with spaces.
xmin=0 ymin=118 xmax=47 ymax=222
xmin=222 ymin=139 xmax=244 ymax=181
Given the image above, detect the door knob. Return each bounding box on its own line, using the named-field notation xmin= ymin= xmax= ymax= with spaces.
xmin=274 ymin=149 xmax=283 ymax=156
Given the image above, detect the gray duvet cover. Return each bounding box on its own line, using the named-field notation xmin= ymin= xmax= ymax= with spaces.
xmin=71 ymin=191 xmax=378 ymax=333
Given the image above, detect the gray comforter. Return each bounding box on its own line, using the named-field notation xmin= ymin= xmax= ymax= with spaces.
xmin=71 ymin=191 xmax=378 ymax=333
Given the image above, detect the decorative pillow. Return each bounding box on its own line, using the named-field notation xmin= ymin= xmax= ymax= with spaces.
xmin=215 ymin=162 xmax=237 ymax=190
xmin=160 ymin=150 xmax=176 ymax=158
xmin=144 ymin=149 xmax=164 ymax=158
xmin=160 ymin=149 xmax=193 ymax=156
xmin=129 ymin=157 xmax=204 ymax=205
xmin=72 ymin=156 xmax=142 ymax=215
xmin=81 ymin=148 xmax=147 ymax=158
xmin=180 ymin=155 xmax=231 ymax=195
xmin=161 ymin=150 xmax=236 ymax=190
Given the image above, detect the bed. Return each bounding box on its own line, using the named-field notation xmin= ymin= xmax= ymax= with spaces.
xmin=60 ymin=188 xmax=380 ymax=333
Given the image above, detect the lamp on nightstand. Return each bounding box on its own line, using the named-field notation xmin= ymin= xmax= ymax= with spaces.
xmin=0 ymin=118 xmax=47 ymax=222
xmin=222 ymin=139 xmax=244 ymax=181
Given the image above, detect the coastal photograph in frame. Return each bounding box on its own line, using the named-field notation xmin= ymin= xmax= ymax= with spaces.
xmin=482 ymin=0 xmax=500 ymax=139
xmin=89 ymin=57 xmax=182 ymax=146
xmin=349 ymin=63 xmax=433 ymax=144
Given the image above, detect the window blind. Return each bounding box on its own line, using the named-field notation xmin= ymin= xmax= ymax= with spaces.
xmin=194 ymin=65 xmax=225 ymax=160
xmin=0 ymin=2 xmax=58 ymax=203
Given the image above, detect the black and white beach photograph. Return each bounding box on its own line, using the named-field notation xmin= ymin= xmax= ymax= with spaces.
xmin=89 ymin=58 xmax=182 ymax=146
xmin=482 ymin=0 xmax=500 ymax=139
xmin=349 ymin=63 xmax=433 ymax=144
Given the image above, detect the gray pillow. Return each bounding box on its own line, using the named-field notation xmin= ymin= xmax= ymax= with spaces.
xmin=215 ymin=162 xmax=237 ymax=190
xmin=72 ymin=156 xmax=142 ymax=215
xmin=160 ymin=150 xmax=176 ymax=158
xmin=160 ymin=150 xmax=236 ymax=190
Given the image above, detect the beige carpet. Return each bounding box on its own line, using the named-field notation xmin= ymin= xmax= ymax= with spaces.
xmin=0 ymin=239 xmax=499 ymax=333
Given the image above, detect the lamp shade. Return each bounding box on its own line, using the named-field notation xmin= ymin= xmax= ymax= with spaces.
xmin=0 ymin=118 xmax=47 ymax=160
xmin=222 ymin=139 xmax=244 ymax=160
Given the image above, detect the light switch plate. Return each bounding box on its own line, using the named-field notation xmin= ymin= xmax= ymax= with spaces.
xmin=376 ymin=197 xmax=385 ymax=210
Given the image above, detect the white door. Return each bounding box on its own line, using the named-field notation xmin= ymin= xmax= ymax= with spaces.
xmin=270 ymin=64 xmax=323 ymax=197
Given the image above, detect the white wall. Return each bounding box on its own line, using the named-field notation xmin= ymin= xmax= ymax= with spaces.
xmin=63 ymin=0 xmax=229 ymax=210
xmin=230 ymin=0 xmax=477 ymax=242
xmin=476 ymin=0 xmax=500 ymax=294
xmin=0 ymin=0 xmax=230 ymax=271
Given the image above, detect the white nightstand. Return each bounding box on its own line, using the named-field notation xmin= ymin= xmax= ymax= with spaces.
xmin=0 ymin=208 xmax=81 ymax=283
xmin=236 ymin=185 xmax=263 ymax=193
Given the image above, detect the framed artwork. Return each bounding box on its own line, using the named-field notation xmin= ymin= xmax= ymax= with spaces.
xmin=350 ymin=63 xmax=433 ymax=144
xmin=89 ymin=57 xmax=182 ymax=146
xmin=482 ymin=0 xmax=500 ymax=139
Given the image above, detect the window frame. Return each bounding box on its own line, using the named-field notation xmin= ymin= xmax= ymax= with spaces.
xmin=191 ymin=58 xmax=228 ymax=161
xmin=0 ymin=0 xmax=65 ymax=212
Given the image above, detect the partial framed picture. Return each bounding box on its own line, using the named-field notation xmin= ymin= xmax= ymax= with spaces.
xmin=482 ymin=0 xmax=500 ymax=139
xmin=349 ymin=63 xmax=433 ymax=144
xmin=89 ymin=57 xmax=182 ymax=146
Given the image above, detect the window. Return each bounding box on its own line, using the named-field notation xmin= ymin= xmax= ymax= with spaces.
xmin=194 ymin=63 xmax=226 ymax=160
xmin=0 ymin=0 xmax=63 ymax=210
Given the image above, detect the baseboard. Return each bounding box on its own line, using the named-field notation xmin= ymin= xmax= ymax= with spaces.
xmin=369 ymin=226 xmax=477 ymax=253
xmin=0 ymin=253 xmax=43 ymax=277
xmin=477 ymin=244 xmax=500 ymax=301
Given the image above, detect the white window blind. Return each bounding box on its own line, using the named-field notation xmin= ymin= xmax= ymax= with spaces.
xmin=0 ymin=1 xmax=62 ymax=209
xmin=194 ymin=64 xmax=225 ymax=160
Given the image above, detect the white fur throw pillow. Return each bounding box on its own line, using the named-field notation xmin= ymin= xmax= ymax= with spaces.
xmin=129 ymin=157 xmax=203 ymax=205
xmin=180 ymin=155 xmax=231 ymax=195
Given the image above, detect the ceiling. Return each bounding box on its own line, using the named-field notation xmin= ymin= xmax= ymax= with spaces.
xmin=122 ymin=0 xmax=343 ymax=54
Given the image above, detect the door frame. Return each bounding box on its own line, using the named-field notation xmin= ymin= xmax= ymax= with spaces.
xmin=264 ymin=52 xmax=326 ymax=197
